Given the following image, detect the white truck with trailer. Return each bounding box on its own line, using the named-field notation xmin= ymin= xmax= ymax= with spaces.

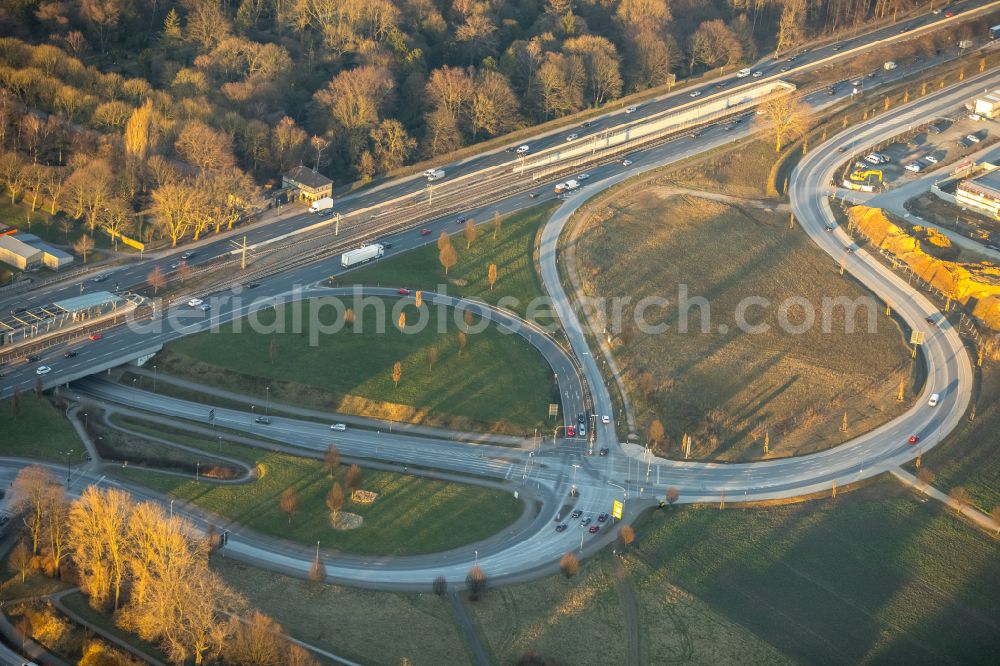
xmin=341 ymin=244 xmax=384 ymax=268
xmin=554 ymin=179 xmax=581 ymax=194
xmin=309 ymin=197 xmax=334 ymax=214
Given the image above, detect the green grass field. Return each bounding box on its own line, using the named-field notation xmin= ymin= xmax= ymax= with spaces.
xmin=914 ymin=359 xmax=1000 ymax=511
xmin=630 ymin=486 xmax=1000 ymax=664
xmin=574 ymin=192 xmax=913 ymax=461
xmin=0 ymin=394 xmax=80 ymax=462
xmin=350 ymin=203 xmax=556 ymax=321
xmin=163 ymin=295 xmax=554 ymax=434
xmin=466 ymin=485 xmax=1000 ymax=665
xmin=214 ymin=558 xmax=471 ymax=665
xmin=110 ymin=437 xmax=521 ymax=556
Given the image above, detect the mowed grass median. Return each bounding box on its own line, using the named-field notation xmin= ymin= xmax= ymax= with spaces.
xmin=161 ymin=293 xmax=555 ymax=434
xmin=112 ymin=435 xmax=521 ymax=556
xmin=351 ymin=203 xmax=557 ymax=321
xmin=574 ymin=188 xmax=913 ymax=461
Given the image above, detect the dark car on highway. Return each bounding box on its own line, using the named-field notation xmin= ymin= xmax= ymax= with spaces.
xmin=254 ymin=416 xmax=272 ymax=425
xmin=555 ymin=524 xmax=567 ymax=532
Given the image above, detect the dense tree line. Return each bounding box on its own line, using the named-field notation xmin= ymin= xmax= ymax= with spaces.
xmin=10 ymin=466 xmax=318 ymax=665
xmin=0 ymin=0 xmax=936 ymax=188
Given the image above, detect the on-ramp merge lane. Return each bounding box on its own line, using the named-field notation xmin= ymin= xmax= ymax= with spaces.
xmin=5 ymin=73 xmax=988 ymax=591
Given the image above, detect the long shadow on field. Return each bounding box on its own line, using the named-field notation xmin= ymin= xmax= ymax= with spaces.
xmin=633 ymin=493 xmax=992 ymax=665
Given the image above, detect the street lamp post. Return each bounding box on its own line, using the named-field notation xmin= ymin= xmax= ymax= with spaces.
xmin=62 ymin=449 xmax=73 ymax=487
xmin=170 ymin=498 xmax=175 ymax=518
xmin=474 ymin=549 xmax=479 ymax=566
xmin=250 ymin=405 xmax=255 ymax=429
xmin=152 ymin=364 xmax=157 ymax=393
xmin=265 ymin=386 xmax=271 ymax=416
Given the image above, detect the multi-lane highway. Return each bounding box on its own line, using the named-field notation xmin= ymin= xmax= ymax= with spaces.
xmin=0 ymin=9 xmax=994 ymax=591
xmin=2 ymin=0 xmax=996 ymax=317
xmin=30 ymin=70 xmax=987 ymax=590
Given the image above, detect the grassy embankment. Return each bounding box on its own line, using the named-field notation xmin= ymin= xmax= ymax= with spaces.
xmin=572 ymin=140 xmax=913 ymax=461
xmin=153 ymin=205 xmax=561 ymax=434
xmin=350 ymin=202 xmax=557 ymax=320
xmin=0 ymin=394 xmax=80 ymax=462
xmin=110 ymin=430 xmax=520 ymax=556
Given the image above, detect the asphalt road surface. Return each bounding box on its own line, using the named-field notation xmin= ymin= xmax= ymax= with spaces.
xmin=0 ymin=14 xmax=994 ymax=589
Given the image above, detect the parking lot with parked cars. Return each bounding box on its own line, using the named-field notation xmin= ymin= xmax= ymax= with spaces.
xmin=844 ymin=111 xmax=995 ymax=187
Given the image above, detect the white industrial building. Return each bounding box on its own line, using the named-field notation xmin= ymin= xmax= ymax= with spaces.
xmin=0 ymin=235 xmax=42 ymax=269
xmin=974 ymin=90 xmax=1000 ymax=119
xmin=956 ymin=170 xmax=1000 ymax=220
xmin=15 ymin=233 xmax=74 ymax=270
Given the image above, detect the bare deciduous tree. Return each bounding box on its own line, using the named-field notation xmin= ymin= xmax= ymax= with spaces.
xmin=759 ymin=94 xmax=812 ymax=153
xmin=457 ymin=331 xmax=467 ymax=356
xmin=10 ymin=541 xmax=31 ymax=583
xmin=392 ymin=361 xmax=402 ymax=388
xmin=426 ymin=347 xmax=439 ymax=371
xmin=618 ymin=524 xmax=635 ymax=547
xmin=11 ymin=466 xmax=59 ymax=555
xmin=666 ymin=487 xmax=679 ymax=506
xmin=280 ymin=487 xmax=299 ymax=524
xmin=68 ymin=486 xmax=132 ymax=610
xmin=466 ymin=565 xmax=487 ymax=601
xmin=147 ymin=266 xmax=166 ymax=294
xmin=326 ymin=482 xmax=344 ymax=521
xmin=346 ymin=464 xmax=363 ymax=492
xmin=464 ymin=218 xmax=477 ymax=248
xmin=949 ymin=486 xmax=973 ymax=513
xmin=439 ymin=242 xmax=458 ymax=275
xmin=433 ymin=575 xmax=448 ymax=596
xmin=487 ymin=263 xmax=497 ymax=290
xmin=559 ymin=552 xmax=579 ymax=579
xmin=647 ymin=419 xmax=665 ymax=447
xmin=323 ymin=443 xmax=340 ymax=476
xmin=73 ymin=234 xmax=95 ymax=264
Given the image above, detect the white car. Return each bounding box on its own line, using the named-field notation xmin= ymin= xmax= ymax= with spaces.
xmin=968 ymin=113 xmax=982 ymax=121
xmin=577 ymin=173 xmax=590 ymax=180
xmin=737 ymin=68 xmax=751 ymax=78
xmin=905 ymin=162 xmax=923 ymax=173
xmin=187 ymin=298 xmax=203 ymax=307
xmin=515 ymin=145 xmax=530 ymax=155
xmin=625 ymin=105 xmax=638 ymax=114
xmin=36 ymin=365 xmax=51 ymax=375
xmin=565 ymin=133 xmax=578 ymax=141
xmin=924 ymin=155 xmax=939 ymax=164
xmin=928 ymin=393 xmax=940 ymax=407
xmin=601 ymin=415 xmax=610 ymax=424
xmin=330 ymin=423 xmax=347 ymax=431
xmin=689 ymin=90 xmax=702 ymax=98
xmin=752 ymin=70 xmax=763 ymax=78
xmin=966 ymin=134 xmax=981 ymax=143
xmin=621 ymin=159 xmax=633 ymax=166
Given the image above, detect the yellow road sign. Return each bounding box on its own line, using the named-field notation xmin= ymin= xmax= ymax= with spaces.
xmin=612 ymin=500 xmax=623 ymax=520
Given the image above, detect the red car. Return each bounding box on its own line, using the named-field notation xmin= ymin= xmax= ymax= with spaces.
xmin=420 ymin=228 xmax=432 ymax=236
xmin=945 ymin=11 xmax=953 ymax=17
xmin=566 ymin=426 xmax=576 ymax=437
xmin=588 ymin=525 xmax=600 ymax=534
xmin=88 ymin=333 xmax=102 ymax=341
xmin=908 ymin=435 xmax=920 ymax=445
xmin=398 ymin=288 xmax=411 ymax=295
